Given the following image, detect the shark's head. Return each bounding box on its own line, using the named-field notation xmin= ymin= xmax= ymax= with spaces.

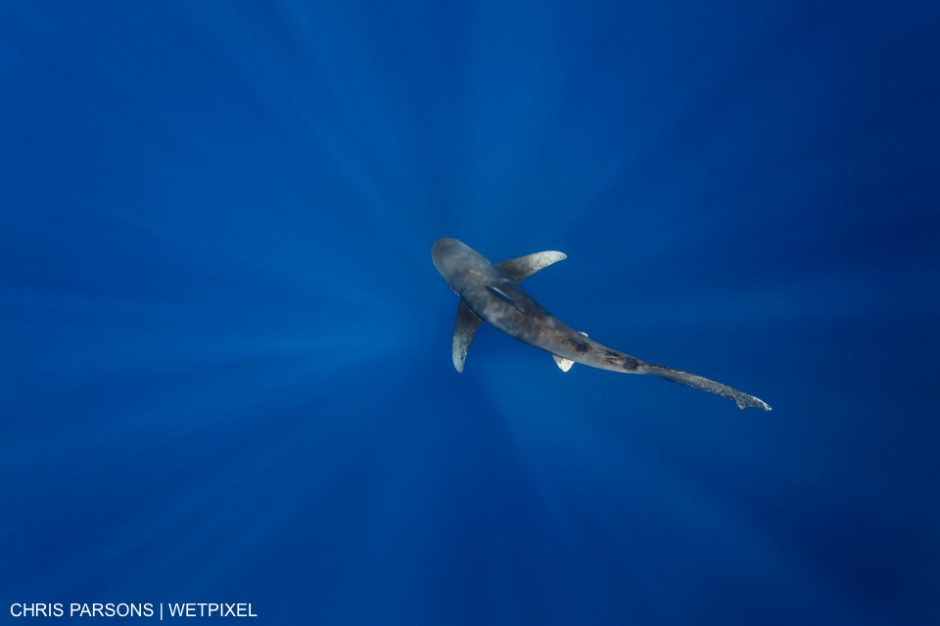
xmin=431 ymin=237 xmax=464 ymax=268
xmin=432 ymin=238 xmax=490 ymax=293
xmin=431 ymin=237 xmax=495 ymax=296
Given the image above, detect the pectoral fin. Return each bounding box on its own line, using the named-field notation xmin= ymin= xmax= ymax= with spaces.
xmin=452 ymin=300 xmax=483 ymax=373
xmin=495 ymin=250 xmax=567 ymax=283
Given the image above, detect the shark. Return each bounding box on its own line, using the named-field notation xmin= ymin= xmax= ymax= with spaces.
xmin=431 ymin=237 xmax=771 ymax=411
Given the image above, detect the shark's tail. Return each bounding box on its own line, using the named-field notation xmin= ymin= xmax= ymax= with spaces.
xmin=638 ymin=362 xmax=772 ymax=411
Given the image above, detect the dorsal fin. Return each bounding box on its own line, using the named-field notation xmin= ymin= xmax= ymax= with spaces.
xmin=494 ymin=250 xmax=567 ymax=283
xmin=486 ymin=285 xmax=524 ymax=312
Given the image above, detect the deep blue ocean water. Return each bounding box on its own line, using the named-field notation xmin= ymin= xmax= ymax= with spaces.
xmin=2 ymin=2 xmax=938 ymax=624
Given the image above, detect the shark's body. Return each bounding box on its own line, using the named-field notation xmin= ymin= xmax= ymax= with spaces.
xmin=431 ymin=237 xmax=770 ymax=411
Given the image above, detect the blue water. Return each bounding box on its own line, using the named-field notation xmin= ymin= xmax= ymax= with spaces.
xmin=2 ymin=2 xmax=938 ymax=624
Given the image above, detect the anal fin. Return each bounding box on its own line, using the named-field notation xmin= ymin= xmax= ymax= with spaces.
xmin=552 ymin=331 xmax=588 ymax=373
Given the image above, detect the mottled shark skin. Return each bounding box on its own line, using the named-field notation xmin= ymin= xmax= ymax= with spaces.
xmin=432 ymin=237 xmax=771 ymax=411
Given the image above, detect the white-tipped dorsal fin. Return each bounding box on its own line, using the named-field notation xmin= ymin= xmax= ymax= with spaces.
xmin=494 ymin=250 xmax=567 ymax=283
xmin=486 ymin=285 xmax=516 ymax=306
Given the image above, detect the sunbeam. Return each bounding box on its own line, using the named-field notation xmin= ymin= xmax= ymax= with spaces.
xmin=2 ymin=1 xmax=938 ymax=624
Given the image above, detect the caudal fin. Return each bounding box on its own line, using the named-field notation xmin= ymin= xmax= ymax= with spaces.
xmin=639 ymin=363 xmax=772 ymax=411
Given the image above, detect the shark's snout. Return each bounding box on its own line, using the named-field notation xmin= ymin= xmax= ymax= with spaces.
xmin=431 ymin=238 xmax=466 ymax=276
xmin=431 ymin=237 xmax=459 ymax=260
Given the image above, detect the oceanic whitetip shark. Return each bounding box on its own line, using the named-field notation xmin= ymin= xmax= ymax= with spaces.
xmin=432 ymin=237 xmax=771 ymax=411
